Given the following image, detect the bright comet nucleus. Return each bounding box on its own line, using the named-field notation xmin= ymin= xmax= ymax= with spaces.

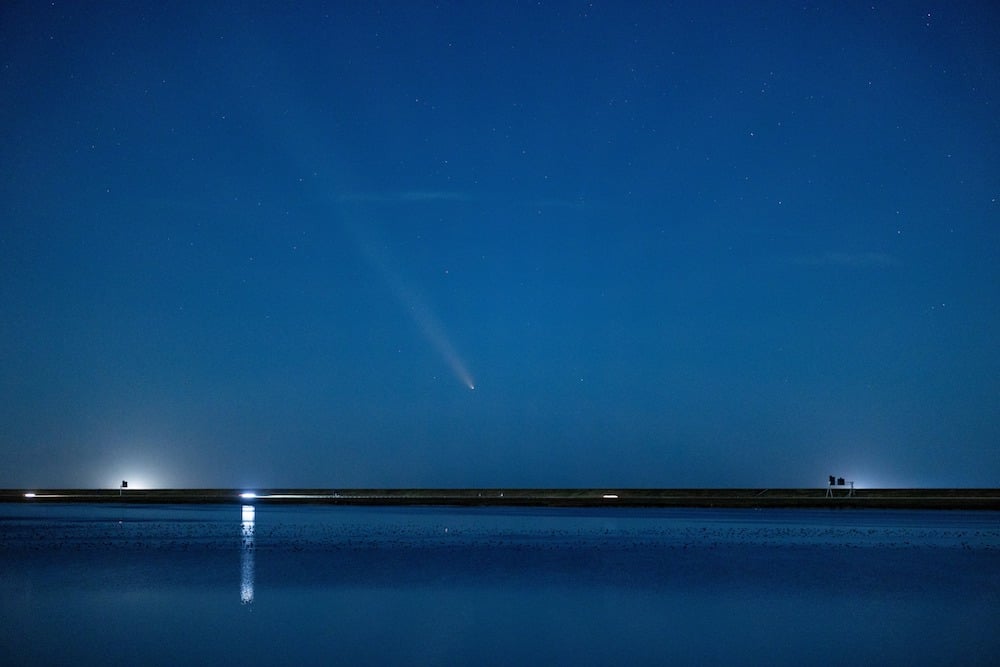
xmin=352 ymin=234 xmax=475 ymax=391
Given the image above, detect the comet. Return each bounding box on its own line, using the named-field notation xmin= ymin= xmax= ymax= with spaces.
xmin=406 ymin=297 xmax=476 ymax=390
xmin=354 ymin=232 xmax=476 ymax=391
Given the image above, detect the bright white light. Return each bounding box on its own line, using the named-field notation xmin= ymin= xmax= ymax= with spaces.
xmin=111 ymin=477 xmax=154 ymax=491
xmin=240 ymin=504 xmax=255 ymax=605
xmin=603 ymin=494 xmax=619 ymax=500
xmin=240 ymin=492 xmax=257 ymax=499
xmin=24 ymin=492 xmax=36 ymax=498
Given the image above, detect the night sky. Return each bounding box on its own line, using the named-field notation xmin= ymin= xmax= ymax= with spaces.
xmin=2 ymin=1 xmax=997 ymax=489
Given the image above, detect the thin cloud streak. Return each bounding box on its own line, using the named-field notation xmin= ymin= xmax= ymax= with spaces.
xmin=335 ymin=191 xmax=590 ymax=210
xmin=335 ymin=191 xmax=474 ymax=204
xmin=788 ymin=252 xmax=901 ymax=268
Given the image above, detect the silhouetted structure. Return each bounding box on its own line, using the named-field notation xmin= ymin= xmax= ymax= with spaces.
xmin=826 ymin=474 xmax=855 ymax=497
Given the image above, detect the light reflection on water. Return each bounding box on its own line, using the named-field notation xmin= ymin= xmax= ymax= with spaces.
xmin=0 ymin=504 xmax=997 ymax=666
xmin=240 ymin=505 xmax=254 ymax=606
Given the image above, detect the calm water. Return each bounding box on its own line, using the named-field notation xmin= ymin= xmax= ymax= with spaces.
xmin=1 ymin=504 xmax=997 ymax=666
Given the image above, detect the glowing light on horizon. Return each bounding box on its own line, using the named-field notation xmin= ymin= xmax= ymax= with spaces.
xmin=24 ymin=492 xmax=36 ymax=498
xmin=107 ymin=474 xmax=159 ymax=491
xmin=240 ymin=492 xmax=257 ymax=499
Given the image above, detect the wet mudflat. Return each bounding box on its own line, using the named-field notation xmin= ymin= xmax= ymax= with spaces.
xmin=1 ymin=504 xmax=997 ymax=666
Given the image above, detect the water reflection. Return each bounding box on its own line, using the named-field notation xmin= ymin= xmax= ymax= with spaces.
xmin=240 ymin=505 xmax=254 ymax=606
xmin=2 ymin=506 xmax=997 ymax=664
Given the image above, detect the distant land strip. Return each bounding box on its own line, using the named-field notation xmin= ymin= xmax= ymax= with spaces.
xmin=2 ymin=488 xmax=999 ymax=510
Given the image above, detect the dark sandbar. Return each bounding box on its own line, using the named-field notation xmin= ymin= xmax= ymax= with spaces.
xmin=2 ymin=488 xmax=998 ymax=510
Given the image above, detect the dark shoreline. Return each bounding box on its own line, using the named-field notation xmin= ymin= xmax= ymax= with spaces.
xmin=2 ymin=488 xmax=999 ymax=510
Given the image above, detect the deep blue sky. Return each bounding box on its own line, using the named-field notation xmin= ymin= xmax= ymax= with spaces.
xmin=2 ymin=1 xmax=997 ymax=488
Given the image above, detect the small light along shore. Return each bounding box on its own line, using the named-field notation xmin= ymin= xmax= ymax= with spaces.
xmin=2 ymin=488 xmax=999 ymax=510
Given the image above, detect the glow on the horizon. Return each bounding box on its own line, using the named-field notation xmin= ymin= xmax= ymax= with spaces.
xmin=834 ymin=472 xmax=901 ymax=489
xmin=24 ymin=492 xmax=36 ymax=498
xmin=240 ymin=492 xmax=257 ymax=499
xmin=109 ymin=475 xmax=158 ymax=491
